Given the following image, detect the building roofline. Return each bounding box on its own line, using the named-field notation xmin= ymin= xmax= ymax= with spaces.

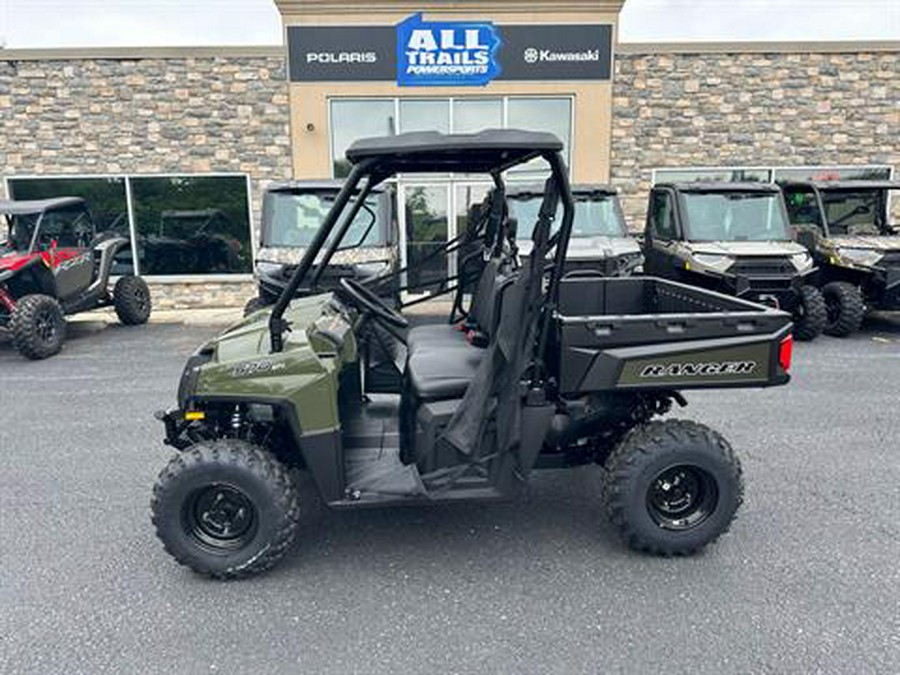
xmin=617 ymin=40 xmax=900 ymax=55
xmin=0 ymin=46 xmax=285 ymax=61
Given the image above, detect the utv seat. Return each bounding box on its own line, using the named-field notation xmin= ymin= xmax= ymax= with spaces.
xmin=406 ymin=258 xmax=512 ymax=352
xmin=406 ymin=342 xmax=483 ymax=400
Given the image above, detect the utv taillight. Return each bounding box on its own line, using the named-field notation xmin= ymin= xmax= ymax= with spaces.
xmin=779 ymin=335 xmax=793 ymax=372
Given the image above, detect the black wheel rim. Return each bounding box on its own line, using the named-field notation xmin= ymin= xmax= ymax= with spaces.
xmin=183 ymin=483 xmax=258 ymax=551
xmin=646 ymin=465 xmax=718 ymax=531
xmin=35 ymin=308 xmax=58 ymax=344
xmin=132 ymin=284 xmax=149 ymax=313
xmin=824 ymin=295 xmax=840 ymax=325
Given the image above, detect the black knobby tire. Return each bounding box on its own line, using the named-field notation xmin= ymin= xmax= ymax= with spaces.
xmin=113 ymin=275 xmax=152 ymax=325
xmin=151 ymin=439 xmax=300 ymax=579
xmin=9 ymin=294 xmax=67 ymax=360
xmin=601 ymin=419 xmax=744 ymax=556
xmin=792 ymin=285 xmax=826 ymax=341
xmin=822 ymin=281 xmax=865 ymax=337
xmin=243 ymin=295 xmax=270 ymax=317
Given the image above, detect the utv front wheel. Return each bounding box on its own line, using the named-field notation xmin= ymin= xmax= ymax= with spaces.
xmin=822 ymin=281 xmax=865 ymax=337
xmin=151 ymin=439 xmax=300 ymax=579
xmin=113 ymin=275 xmax=152 ymax=325
xmin=792 ymin=285 xmax=826 ymax=341
xmin=10 ymin=294 xmax=66 ymax=360
xmin=601 ymin=420 xmax=743 ymax=556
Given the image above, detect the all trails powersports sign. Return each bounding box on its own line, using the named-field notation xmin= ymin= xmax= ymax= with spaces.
xmin=396 ymin=14 xmax=502 ymax=86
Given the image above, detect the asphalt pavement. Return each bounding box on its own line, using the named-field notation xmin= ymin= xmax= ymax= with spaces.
xmin=1 ymin=315 xmax=899 ymax=675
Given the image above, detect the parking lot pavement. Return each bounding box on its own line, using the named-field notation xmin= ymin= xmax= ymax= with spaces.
xmin=1 ymin=315 xmax=899 ymax=675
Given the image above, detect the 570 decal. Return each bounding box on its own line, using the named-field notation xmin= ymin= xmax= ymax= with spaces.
xmin=639 ymin=361 xmax=757 ymax=378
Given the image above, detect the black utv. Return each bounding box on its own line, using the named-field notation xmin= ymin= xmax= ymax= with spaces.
xmin=642 ymin=182 xmax=826 ymax=340
xmin=0 ymin=197 xmax=151 ymax=359
xmin=151 ymin=130 xmax=794 ymax=579
xmin=244 ymin=181 xmax=398 ymax=316
xmin=781 ymin=180 xmax=900 ymax=336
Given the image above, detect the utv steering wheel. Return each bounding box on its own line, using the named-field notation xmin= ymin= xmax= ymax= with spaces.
xmin=338 ymin=278 xmax=408 ymax=329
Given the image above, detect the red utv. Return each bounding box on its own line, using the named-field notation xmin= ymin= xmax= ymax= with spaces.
xmin=0 ymin=197 xmax=152 ymax=360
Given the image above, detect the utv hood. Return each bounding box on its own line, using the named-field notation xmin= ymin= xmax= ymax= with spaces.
xmin=830 ymin=235 xmax=900 ymax=253
xmin=205 ymin=294 xmax=331 ymax=364
xmin=686 ymin=241 xmax=807 ymax=257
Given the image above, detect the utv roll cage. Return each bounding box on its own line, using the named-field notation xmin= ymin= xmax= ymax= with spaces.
xmin=779 ymin=180 xmax=900 ymax=237
xmin=0 ymin=197 xmax=92 ymax=254
xmin=268 ymin=130 xmax=574 ymax=354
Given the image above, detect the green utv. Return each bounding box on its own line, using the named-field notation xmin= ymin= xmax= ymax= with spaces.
xmin=642 ymin=182 xmax=826 ymax=341
xmin=781 ymin=180 xmax=900 ymax=337
xmin=151 ymin=131 xmax=794 ymax=579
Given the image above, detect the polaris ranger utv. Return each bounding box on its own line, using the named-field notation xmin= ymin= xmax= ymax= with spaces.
xmin=642 ymin=182 xmax=826 ymax=340
xmin=781 ymin=180 xmax=900 ymax=336
xmin=244 ymin=181 xmax=398 ymax=316
xmin=151 ymin=131 xmax=793 ymax=579
xmin=508 ymin=183 xmax=643 ymax=277
xmin=0 ymin=197 xmax=151 ymax=359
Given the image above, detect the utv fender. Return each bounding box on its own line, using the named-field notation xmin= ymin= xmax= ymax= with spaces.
xmin=167 ymin=396 xmax=345 ymax=504
xmin=91 ymin=236 xmax=129 ymax=287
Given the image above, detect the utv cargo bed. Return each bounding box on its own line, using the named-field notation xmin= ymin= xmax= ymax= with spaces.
xmin=554 ymin=276 xmax=793 ymax=394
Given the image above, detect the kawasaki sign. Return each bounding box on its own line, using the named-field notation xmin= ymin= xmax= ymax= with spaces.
xmin=287 ymin=17 xmax=612 ymax=85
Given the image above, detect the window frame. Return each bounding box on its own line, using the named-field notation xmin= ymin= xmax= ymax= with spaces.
xmin=4 ymin=172 xmax=255 ymax=282
xmin=327 ymin=94 xmax=577 ymax=181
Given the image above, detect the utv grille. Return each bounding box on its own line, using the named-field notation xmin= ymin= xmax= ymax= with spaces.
xmin=731 ymin=257 xmax=795 ymax=276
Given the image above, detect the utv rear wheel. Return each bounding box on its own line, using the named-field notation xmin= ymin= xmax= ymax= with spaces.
xmin=243 ymin=296 xmax=269 ymax=317
xmin=822 ymin=281 xmax=865 ymax=337
xmin=792 ymin=285 xmax=826 ymax=341
xmin=601 ymin=419 xmax=743 ymax=556
xmin=113 ymin=275 xmax=151 ymax=325
xmin=151 ymin=439 xmax=300 ymax=579
xmin=10 ymin=294 xmax=66 ymax=360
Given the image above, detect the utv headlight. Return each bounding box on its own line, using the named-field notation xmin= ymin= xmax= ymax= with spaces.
xmin=839 ymin=248 xmax=882 ymax=268
xmin=790 ymin=252 xmax=813 ymax=271
xmin=691 ymin=253 xmax=734 ymax=272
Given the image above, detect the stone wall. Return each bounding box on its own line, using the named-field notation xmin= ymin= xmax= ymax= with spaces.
xmin=0 ymin=52 xmax=291 ymax=308
xmin=611 ymin=49 xmax=899 ymax=228
xmin=1 ymin=47 xmax=897 ymax=306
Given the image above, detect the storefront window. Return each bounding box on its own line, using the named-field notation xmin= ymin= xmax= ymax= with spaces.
xmin=507 ymin=98 xmax=572 ymax=173
xmin=400 ymin=99 xmax=450 ymax=134
xmin=330 ymin=99 xmax=395 ymax=178
xmin=452 ymin=99 xmax=502 ymax=134
xmin=130 ymin=176 xmax=252 ymax=275
xmin=7 ymin=176 xmax=134 ymax=273
xmin=654 ymin=168 xmax=771 ymax=184
xmin=773 ymin=167 xmax=892 ymax=182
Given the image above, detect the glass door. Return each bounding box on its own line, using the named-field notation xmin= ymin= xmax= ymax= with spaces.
xmin=400 ymin=183 xmax=450 ymax=295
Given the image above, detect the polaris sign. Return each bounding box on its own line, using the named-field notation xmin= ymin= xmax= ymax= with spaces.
xmin=396 ymin=14 xmax=502 ymax=87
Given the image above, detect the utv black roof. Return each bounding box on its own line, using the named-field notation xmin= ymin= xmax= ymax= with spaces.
xmin=346 ymin=129 xmax=564 ymax=175
xmin=266 ymin=179 xmax=386 ymax=194
xmin=507 ymin=183 xmax=618 ymax=199
xmin=657 ymin=182 xmax=780 ymax=194
xmin=0 ymin=197 xmax=86 ymax=215
xmin=779 ymin=180 xmax=900 ymax=191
